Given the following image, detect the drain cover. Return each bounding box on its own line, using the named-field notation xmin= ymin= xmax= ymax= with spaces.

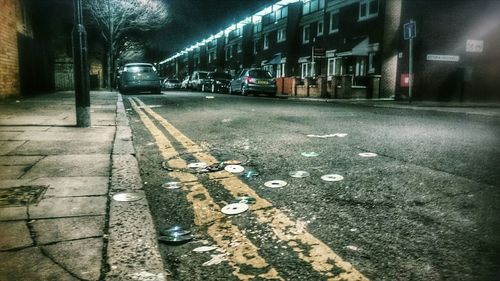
xmin=221 ymin=203 xmax=249 ymax=215
xmin=264 ymin=180 xmax=287 ymax=188
xmin=0 ymin=185 xmax=48 ymax=207
xmin=358 ymin=152 xmax=378 ymax=157
xmin=289 ymin=171 xmax=310 ymax=178
xmin=321 ymin=174 xmax=344 ymax=182
xmin=112 ymin=192 xmax=143 ymax=202
xmin=224 ymin=165 xmax=245 ymax=173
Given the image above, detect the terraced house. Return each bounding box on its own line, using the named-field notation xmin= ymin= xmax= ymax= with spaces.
xmin=159 ymin=0 xmax=500 ymax=102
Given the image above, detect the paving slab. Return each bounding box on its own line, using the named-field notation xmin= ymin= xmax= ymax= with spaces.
xmin=0 ymin=179 xmax=32 ymax=189
xmin=12 ymin=128 xmax=115 ymax=142
xmin=0 ymin=155 xmax=43 ymax=165
xmin=0 ymin=140 xmax=25 ymax=155
xmin=13 ymin=140 xmax=112 ymax=155
xmin=0 ymin=165 xmax=28 ymax=179
xmin=29 ymin=196 xmax=107 ymax=219
xmin=41 ymin=238 xmax=103 ymax=281
xmin=0 ymin=247 xmax=78 ymax=281
xmin=22 ymin=154 xmax=111 ymax=178
xmin=0 ymin=221 xmax=32 ymax=250
xmin=0 ymin=126 xmax=50 ymax=132
xmin=0 ymin=206 xmax=28 ymax=221
xmin=33 ymin=216 xmax=105 ymax=244
xmin=32 ymin=177 xmax=108 ymax=197
xmin=0 ymin=131 xmax=22 ymax=140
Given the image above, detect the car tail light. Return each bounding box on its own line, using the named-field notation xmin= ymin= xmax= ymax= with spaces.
xmin=246 ymin=76 xmax=255 ymax=84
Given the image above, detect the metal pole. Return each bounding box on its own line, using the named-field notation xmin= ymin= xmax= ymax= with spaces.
xmin=408 ymin=20 xmax=414 ymax=104
xmin=72 ymin=0 xmax=91 ymax=127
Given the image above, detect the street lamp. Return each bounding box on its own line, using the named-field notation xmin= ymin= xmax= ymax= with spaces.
xmin=72 ymin=0 xmax=91 ymax=127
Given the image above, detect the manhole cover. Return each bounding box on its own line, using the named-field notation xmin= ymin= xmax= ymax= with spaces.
xmin=301 ymin=152 xmax=319 ymax=157
xmin=321 ymin=174 xmax=344 ymax=182
xmin=289 ymin=171 xmax=310 ymax=178
xmin=224 ymin=165 xmax=245 ymax=173
xmin=221 ymin=203 xmax=249 ymax=215
xmin=0 ymin=185 xmax=48 ymax=207
xmin=264 ymin=180 xmax=288 ymax=188
xmin=162 ymin=182 xmax=182 ymax=189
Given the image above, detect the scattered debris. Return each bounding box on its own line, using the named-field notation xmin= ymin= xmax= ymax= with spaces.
xmin=358 ymin=152 xmax=378 ymax=157
xmin=307 ymin=133 xmax=348 ymax=138
xmin=243 ymin=170 xmax=259 ymax=179
xmin=112 ymin=192 xmax=143 ymax=202
xmin=264 ymin=180 xmax=288 ymax=188
xmin=301 ymin=152 xmax=319 ymax=157
xmin=188 ymin=162 xmax=208 ymax=169
xmin=206 ymin=162 xmax=224 ymax=172
xmin=162 ymin=161 xmax=174 ymax=171
xmin=158 ymin=225 xmax=193 ymax=244
xmin=320 ymin=174 xmax=344 ymax=182
xmin=224 ymin=164 xmax=245 ymax=173
xmin=234 ymin=196 xmax=256 ymax=205
xmin=221 ymin=203 xmax=249 ymax=215
xmin=193 ymin=246 xmax=218 ymax=253
xmin=158 ymin=234 xmax=193 ymax=243
xmin=162 ymin=182 xmax=182 ymax=189
xmin=224 ymin=160 xmax=242 ymax=165
xmin=346 ymin=245 xmax=359 ymax=251
xmin=202 ymin=253 xmax=228 ymax=266
xmin=289 ymin=171 xmax=310 ymax=178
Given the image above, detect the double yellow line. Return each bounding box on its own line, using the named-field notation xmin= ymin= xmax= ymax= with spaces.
xmin=129 ymin=97 xmax=368 ymax=281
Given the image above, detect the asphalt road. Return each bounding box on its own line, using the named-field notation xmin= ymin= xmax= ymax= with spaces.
xmin=123 ymin=90 xmax=500 ymax=281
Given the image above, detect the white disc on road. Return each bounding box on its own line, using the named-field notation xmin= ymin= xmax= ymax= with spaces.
xmin=188 ymin=162 xmax=207 ymax=169
xmin=112 ymin=192 xmax=143 ymax=202
xmin=221 ymin=203 xmax=249 ymax=215
xmin=162 ymin=182 xmax=182 ymax=189
xmin=358 ymin=152 xmax=378 ymax=157
xmin=321 ymin=174 xmax=344 ymax=182
xmin=264 ymin=180 xmax=288 ymax=188
xmin=301 ymin=152 xmax=319 ymax=157
xmin=289 ymin=171 xmax=310 ymax=178
xmin=224 ymin=165 xmax=245 ymax=173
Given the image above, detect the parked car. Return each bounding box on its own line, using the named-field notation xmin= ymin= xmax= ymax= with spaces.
xmin=163 ymin=78 xmax=181 ymax=90
xmin=118 ymin=63 xmax=161 ymax=94
xmin=228 ymin=68 xmax=277 ymax=96
xmin=181 ymin=76 xmax=191 ymax=89
xmin=190 ymin=71 xmax=210 ymax=91
xmin=201 ymin=72 xmax=232 ymax=93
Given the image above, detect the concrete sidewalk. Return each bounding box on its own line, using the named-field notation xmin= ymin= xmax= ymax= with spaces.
xmin=0 ymin=91 xmax=166 ymax=281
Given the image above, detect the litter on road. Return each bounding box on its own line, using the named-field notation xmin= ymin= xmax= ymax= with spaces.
xmin=192 ymin=246 xmax=218 ymax=253
xmin=358 ymin=152 xmax=378 ymax=157
xmin=307 ymin=133 xmax=348 ymax=138
xmin=205 ymin=96 xmax=215 ymax=99
xmin=289 ymin=171 xmax=310 ymax=178
xmin=162 ymin=182 xmax=182 ymax=189
xmin=264 ymin=180 xmax=288 ymax=188
xmin=234 ymin=196 xmax=256 ymax=204
xmin=188 ymin=162 xmax=208 ymax=169
xmin=112 ymin=192 xmax=143 ymax=202
xmin=301 ymin=152 xmax=320 ymax=157
xmin=320 ymin=174 xmax=344 ymax=182
xmin=221 ymin=203 xmax=249 ymax=215
xmin=202 ymin=253 xmax=228 ymax=266
xmin=224 ymin=165 xmax=245 ymax=173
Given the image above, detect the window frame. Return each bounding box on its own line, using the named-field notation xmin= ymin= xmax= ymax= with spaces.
xmin=302 ymin=25 xmax=310 ymax=44
xmin=359 ymin=0 xmax=379 ymax=21
xmin=329 ymin=10 xmax=339 ymax=34
xmin=277 ymin=28 xmax=286 ymax=43
xmin=317 ymin=20 xmax=324 ymax=36
xmin=263 ymin=33 xmax=270 ymax=50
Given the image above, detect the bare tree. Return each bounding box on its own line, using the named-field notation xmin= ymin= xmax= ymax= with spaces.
xmin=85 ymin=0 xmax=168 ymax=89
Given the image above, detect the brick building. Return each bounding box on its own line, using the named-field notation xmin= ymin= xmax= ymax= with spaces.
xmin=0 ymin=0 xmax=32 ymax=98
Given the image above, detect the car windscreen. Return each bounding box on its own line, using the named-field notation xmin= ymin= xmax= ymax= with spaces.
xmin=126 ymin=66 xmax=154 ymax=73
xmin=167 ymin=79 xmax=180 ymax=83
xmin=209 ymin=73 xmax=232 ymax=79
xmin=248 ymin=70 xmax=272 ymax=79
xmin=198 ymin=72 xmax=208 ymax=79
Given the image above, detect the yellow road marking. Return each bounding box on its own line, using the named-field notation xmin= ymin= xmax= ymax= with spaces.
xmin=129 ymin=98 xmax=283 ymax=280
xmin=133 ymin=97 xmax=369 ymax=281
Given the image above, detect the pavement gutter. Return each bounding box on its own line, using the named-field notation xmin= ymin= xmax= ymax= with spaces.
xmin=105 ymin=94 xmax=167 ymax=281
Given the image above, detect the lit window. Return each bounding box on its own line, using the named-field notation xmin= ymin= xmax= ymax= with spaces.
xmin=277 ymin=28 xmax=286 ymax=43
xmin=317 ymin=21 xmax=324 ymax=36
xmin=359 ymin=0 xmax=378 ymax=20
xmin=329 ymin=11 xmax=339 ymax=33
xmin=264 ymin=33 xmax=269 ymax=50
xmin=302 ymin=25 xmax=310 ymax=44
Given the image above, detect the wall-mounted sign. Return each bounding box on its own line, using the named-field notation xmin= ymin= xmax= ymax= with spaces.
xmin=466 ymin=39 xmax=484 ymax=53
xmin=403 ymin=21 xmax=416 ymax=40
xmin=426 ymin=54 xmax=460 ymax=62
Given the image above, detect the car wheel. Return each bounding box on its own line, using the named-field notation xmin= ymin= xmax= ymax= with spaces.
xmin=211 ymin=84 xmax=215 ymax=93
xmin=241 ymin=85 xmax=248 ymax=96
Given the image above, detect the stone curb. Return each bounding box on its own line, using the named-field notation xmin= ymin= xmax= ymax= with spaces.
xmin=106 ymin=94 xmax=166 ymax=281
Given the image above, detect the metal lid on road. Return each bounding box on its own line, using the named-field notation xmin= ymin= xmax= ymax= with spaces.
xmin=162 ymin=182 xmax=182 ymax=189
xmin=301 ymin=152 xmax=319 ymax=157
xmin=224 ymin=165 xmax=245 ymax=173
xmin=264 ymin=180 xmax=288 ymax=188
xmin=221 ymin=203 xmax=249 ymax=215
xmin=112 ymin=192 xmax=143 ymax=202
xmin=358 ymin=152 xmax=378 ymax=157
xmin=289 ymin=171 xmax=310 ymax=178
xmin=188 ymin=162 xmax=207 ymax=169
xmin=320 ymin=174 xmax=344 ymax=182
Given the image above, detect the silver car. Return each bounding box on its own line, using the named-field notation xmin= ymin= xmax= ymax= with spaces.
xmin=118 ymin=63 xmax=161 ymax=94
xmin=228 ymin=69 xmax=277 ymax=96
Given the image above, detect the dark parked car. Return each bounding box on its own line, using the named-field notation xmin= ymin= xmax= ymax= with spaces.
xmin=201 ymin=72 xmax=232 ymax=93
xmin=118 ymin=63 xmax=161 ymax=94
xmin=190 ymin=71 xmax=210 ymax=91
xmin=228 ymin=69 xmax=276 ymax=96
xmin=163 ymin=78 xmax=181 ymax=90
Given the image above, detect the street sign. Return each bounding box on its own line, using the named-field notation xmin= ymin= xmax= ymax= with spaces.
xmin=404 ymin=21 xmax=416 ymax=40
xmin=426 ymin=54 xmax=460 ymax=62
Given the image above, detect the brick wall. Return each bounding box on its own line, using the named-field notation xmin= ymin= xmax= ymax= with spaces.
xmin=0 ymin=0 xmax=20 ymax=98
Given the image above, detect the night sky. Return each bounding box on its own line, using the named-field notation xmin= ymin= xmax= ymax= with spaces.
xmin=145 ymin=0 xmax=276 ymax=60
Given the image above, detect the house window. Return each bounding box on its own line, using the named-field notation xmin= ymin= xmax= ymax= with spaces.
xmin=355 ymin=57 xmax=367 ymax=76
xmin=301 ymin=63 xmax=311 ymax=78
xmin=302 ymin=0 xmax=325 ymax=15
xmin=329 ymin=11 xmax=339 ymax=33
xmin=253 ymin=21 xmax=262 ymax=33
xmin=277 ymin=28 xmax=286 ymax=42
xmin=317 ymin=21 xmax=324 ymax=36
xmin=263 ymin=33 xmax=269 ymax=50
xmin=302 ymin=25 xmax=310 ymax=44
xmin=359 ymin=0 xmax=378 ymax=20
xmin=275 ymin=6 xmax=288 ymax=21
xmin=327 ymin=57 xmax=342 ymax=76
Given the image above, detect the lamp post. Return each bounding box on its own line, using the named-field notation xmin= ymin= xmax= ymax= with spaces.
xmin=72 ymin=0 xmax=91 ymax=127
